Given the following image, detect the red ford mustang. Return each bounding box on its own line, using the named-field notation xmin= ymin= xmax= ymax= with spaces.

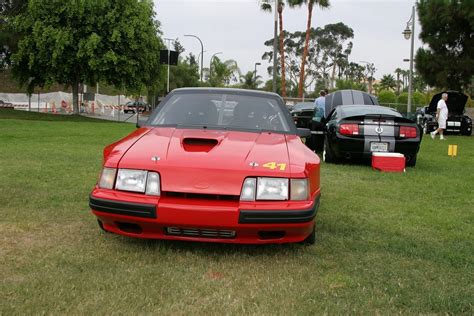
xmin=90 ymin=88 xmax=321 ymax=244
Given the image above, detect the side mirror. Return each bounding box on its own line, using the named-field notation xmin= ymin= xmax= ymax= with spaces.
xmin=297 ymin=128 xmax=311 ymax=138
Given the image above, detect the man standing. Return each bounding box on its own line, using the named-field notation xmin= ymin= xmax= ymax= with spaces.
xmin=314 ymin=90 xmax=326 ymax=118
xmin=431 ymin=93 xmax=449 ymax=140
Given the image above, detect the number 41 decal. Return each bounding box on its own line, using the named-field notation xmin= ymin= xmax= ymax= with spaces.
xmin=262 ymin=162 xmax=287 ymax=171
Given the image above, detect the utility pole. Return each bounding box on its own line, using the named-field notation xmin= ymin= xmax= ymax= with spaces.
xmin=272 ymin=1 xmax=278 ymax=93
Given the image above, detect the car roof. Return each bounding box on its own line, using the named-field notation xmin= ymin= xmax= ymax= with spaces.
xmin=172 ymin=87 xmax=281 ymax=98
xmin=324 ymin=89 xmax=378 ymax=117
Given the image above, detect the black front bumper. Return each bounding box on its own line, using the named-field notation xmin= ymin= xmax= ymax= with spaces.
xmin=89 ymin=196 xmax=157 ymax=218
xmin=238 ymin=195 xmax=320 ymax=224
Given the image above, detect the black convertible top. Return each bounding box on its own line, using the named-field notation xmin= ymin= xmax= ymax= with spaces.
xmin=324 ymin=90 xmax=378 ymax=118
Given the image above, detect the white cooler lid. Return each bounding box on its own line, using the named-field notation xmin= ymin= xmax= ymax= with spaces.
xmin=372 ymin=152 xmax=404 ymax=157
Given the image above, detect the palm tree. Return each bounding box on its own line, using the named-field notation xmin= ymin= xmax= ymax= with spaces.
xmin=296 ymin=0 xmax=330 ymax=98
xmin=261 ymin=0 xmax=288 ymax=98
xmin=206 ymin=57 xmax=240 ymax=87
xmin=401 ymin=69 xmax=409 ymax=91
xmin=379 ymin=74 xmax=397 ymax=91
xmin=394 ymin=67 xmax=402 ymax=95
xmin=240 ymin=71 xmax=262 ymax=90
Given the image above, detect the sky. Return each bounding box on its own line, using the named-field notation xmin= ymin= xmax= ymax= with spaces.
xmin=154 ymin=0 xmax=423 ymax=83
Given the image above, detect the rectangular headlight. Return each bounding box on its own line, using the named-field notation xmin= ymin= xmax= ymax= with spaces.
xmin=240 ymin=178 xmax=256 ymax=201
xmin=115 ymin=169 xmax=148 ymax=193
xmin=290 ymin=179 xmax=309 ymax=200
xmin=257 ymin=177 xmax=288 ymax=200
xmin=98 ymin=167 xmax=117 ymax=189
xmin=145 ymin=172 xmax=161 ymax=196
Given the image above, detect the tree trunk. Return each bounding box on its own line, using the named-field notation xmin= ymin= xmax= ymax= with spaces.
xmin=330 ymin=62 xmax=337 ymax=89
xmin=278 ymin=3 xmax=286 ymax=98
xmin=298 ymin=1 xmax=313 ymax=98
xmin=72 ymin=81 xmax=79 ymax=114
xmin=396 ymin=73 xmax=400 ymax=95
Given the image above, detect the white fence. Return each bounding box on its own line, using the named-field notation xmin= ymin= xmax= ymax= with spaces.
xmin=0 ymin=91 xmax=133 ymax=115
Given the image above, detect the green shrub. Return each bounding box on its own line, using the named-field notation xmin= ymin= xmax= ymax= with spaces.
xmin=413 ymin=91 xmax=427 ymax=106
xmin=377 ymin=90 xmax=397 ymax=104
xmin=398 ymin=92 xmax=409 ymax=105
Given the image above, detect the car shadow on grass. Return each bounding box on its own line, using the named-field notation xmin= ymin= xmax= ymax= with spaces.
xmin=110 ymin=233 xmax=311 ymax=257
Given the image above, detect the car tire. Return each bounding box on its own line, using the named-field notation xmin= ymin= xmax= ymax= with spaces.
xmin=323 ymin=138 xmax=336 ymax=163
xmin=406 ymin=154 xmax=417 ymax=167
xmin=300 ymin=223 xmax=316 ymax=245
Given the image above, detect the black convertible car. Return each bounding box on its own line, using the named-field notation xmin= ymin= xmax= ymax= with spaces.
xmin=417 ymin=91 xmax=472 ymax=136
xmin=323 ymin=105 xmax=421 ymax=166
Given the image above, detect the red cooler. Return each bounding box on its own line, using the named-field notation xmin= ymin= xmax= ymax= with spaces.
xmin=372 ymin=152 xmax=406 ymax=172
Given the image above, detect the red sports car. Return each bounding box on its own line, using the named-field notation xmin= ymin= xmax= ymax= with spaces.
xmin=90 ymin=88 xmax=321 ymax=244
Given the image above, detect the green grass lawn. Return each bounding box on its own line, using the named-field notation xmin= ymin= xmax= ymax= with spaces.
xmin=1 ymin=109 xmax=473 ymax=314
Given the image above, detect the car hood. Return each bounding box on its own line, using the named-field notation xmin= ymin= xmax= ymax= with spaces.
xmin=116 ymin=127 xmax=293 ymax=195
xmin=428 ymin=91 xmax=468 ymax=115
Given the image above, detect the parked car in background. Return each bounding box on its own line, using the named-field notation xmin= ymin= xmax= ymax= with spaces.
xmin=323 ymin=105 xmax=421 ymax=166
xmin=291 ymin=102 xmax=315 ymax=129
xmin=124 ymin=101 xmax=147 ymax=114
xmin=310 ymin=90 xmax=379 ymax=152
xmin=90 ymin=88 xmax=321 ymax=245
xmin=418 ymin=91 xmax=472 ymax=136
xmin=0 ymin=100 xmax=13 ymax=108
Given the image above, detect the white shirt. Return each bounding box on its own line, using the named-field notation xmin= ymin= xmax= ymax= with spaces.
xmin=437 ymin=99 xmax=448 ymax=121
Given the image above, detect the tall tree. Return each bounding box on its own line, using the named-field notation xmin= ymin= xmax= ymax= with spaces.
xmin=261 ymin=0 xmax=291 ymax=98
xmin=0 ymin=0 xmax=27 ymax=69
xmin=168 ymin=53 xmax=200 ymax=91
xmin=415 ymin=0 xmax=474 ymax=91
xmin=316 ymin=22 xmax=354 ymax=88
xmin=206 ymin=57 xmax=240 ymax=87
xmin=379 ymin=74 xmax=397 ymax=91
xmin=296 ymin=0 xmax=330 ymax=98
xmin=12 ymin=0 xmax=162 ymax=114
xmin=240 ymin=71 xmax=262 ymax=90
xmin=394 ymin=68 xmax=403 ymax=95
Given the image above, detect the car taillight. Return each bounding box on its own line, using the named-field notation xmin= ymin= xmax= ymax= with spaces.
xmin=339 ymin=123 xmax=359 ymax=135
xmin=399 ymin=126 xmax=417 ymax=138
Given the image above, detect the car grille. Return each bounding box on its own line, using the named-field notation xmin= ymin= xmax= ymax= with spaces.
xmin=162 ymin=191 xmax=239 ymax=201
xmin=166 ymin=227 xmax=236 ymax=239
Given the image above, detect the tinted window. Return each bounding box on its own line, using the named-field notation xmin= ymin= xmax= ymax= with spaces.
xmin=149 ymin=93 xmax=291 ymax=132
xmin=340 ymin=106 xmax=402 ymax=118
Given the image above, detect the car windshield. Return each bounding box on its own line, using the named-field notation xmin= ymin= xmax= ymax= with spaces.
xmin=293 ymin=102 xmax=314 ymax=111
xmin=148 ymin=92 xmax=292 ymax=133
xmin=340 ymin=106 xmax=402 ymax=118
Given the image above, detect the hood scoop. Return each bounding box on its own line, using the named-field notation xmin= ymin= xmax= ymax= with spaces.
xmin=182 ymin=137 xmax=219 ymax=152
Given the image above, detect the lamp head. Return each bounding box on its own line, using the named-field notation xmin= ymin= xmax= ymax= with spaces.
xmin=402 ymin=26 xmax=412 ymax=40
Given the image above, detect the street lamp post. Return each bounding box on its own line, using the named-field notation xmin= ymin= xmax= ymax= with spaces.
xmin=184 ymin=34 xmax=204 ymax=82
xmin=402 ymin=5 xmax=416 ymax=115
xmin=254 ymin=62 xmax=261 ymax=81
xmin=209 ymin=52 xmax=223 ymax=80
